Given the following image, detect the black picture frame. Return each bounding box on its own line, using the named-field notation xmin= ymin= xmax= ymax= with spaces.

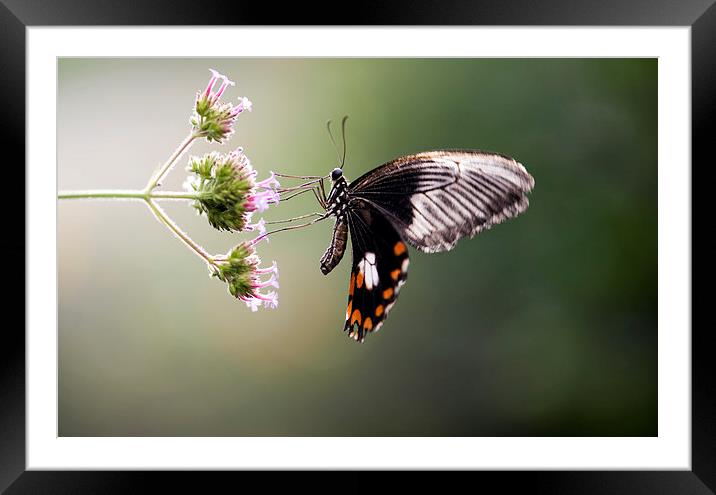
xmin=2 ymin=0 xmax=709 ymax=492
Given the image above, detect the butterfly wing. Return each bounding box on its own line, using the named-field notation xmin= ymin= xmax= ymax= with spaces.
xmin=343 ymin=207 xmax=409 ymax=342
xmin=348 ymin=150 xmax=534 ymax=253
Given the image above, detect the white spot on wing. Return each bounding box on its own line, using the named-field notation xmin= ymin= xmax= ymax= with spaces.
xmin=364 ymin=264 xmax=374 ymax=290
xmin=402 ymin=258 xmax=410 ymax=272
xmin=385 ymin=302 xmax=395 ymax=315
xmin=360 ymin=252 xmax=379 ymax=290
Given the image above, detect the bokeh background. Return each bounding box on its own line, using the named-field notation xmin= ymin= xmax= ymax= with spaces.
xmin=58 ymin=58 xmax=657 ymax=436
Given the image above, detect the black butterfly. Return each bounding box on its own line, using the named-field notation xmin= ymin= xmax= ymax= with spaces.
xmin=314 ymin=138 xmax=535 ymax=343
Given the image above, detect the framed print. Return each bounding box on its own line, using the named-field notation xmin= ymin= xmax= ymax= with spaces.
xmin=3 ymin=0 xmax=711 ymax=492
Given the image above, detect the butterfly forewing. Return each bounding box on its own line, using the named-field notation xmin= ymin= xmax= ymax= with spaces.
xmin=348 ymin=150 xmax=535 ymax=253
xmin=343 ymin=207 xmax=409 ymax=342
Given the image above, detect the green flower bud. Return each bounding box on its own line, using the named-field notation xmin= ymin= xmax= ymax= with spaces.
xmin=212 ymin=242 xmax=279 ymax=311
xmin=186 ymin=148 xmax=280 ymax=233
xmin=191 ymin=69 xmax=252 ymax=144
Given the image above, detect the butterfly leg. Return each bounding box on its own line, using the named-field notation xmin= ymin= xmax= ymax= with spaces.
xmin=279 ymin=188 xmax=315 ymax=202
xmin=266 ymin=212 xmax=324 ymax=225
xmin=252 ymin=212 xmax=331 ymax=243
xmin=312 ymin=186 xmax=327 ymax=209
xmin=274 ymin=173 xmax=325 ymax=180
xmin=318 ymin=178 xmax=328 ymax=204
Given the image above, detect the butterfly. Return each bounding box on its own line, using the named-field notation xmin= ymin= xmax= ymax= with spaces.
xmin=312 ymin=128 xmax=535 ymax=342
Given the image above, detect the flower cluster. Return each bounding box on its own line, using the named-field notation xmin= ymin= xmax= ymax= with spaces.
xmin=212 ymin=241 xmax=279 ymax=311
xmin=186 ymin=148 xmax=280 ymax=233
xmin=186 ymin=69 xmax=281 ymax=312
xmin=190 ymin=69 xmax=252 ymax=144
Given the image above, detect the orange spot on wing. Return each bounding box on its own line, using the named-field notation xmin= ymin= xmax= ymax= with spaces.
xmin=393 ymin=242 xmax=406 ymax=256
xmin=351 ymin=309 xmax=362 ymax=325
xmin=349 ymin=273 xmax=355 ymax=296
xmin=383 ymin=288 xmax=394 ymax=299
xmin=391 ymin=269 xmax=401 ymax=281
xmin=375 ymin=305 xmax=384 ymax=317
xmin=346 ymin=301 xmax=352 ymax=320
xmin=364 ymin=317 xmax=373 ymax=331
xmin=356 ymin=272 xmax=364 ymax=289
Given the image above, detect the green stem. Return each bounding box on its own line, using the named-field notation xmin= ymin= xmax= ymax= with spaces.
xmin=151 ymin=191 xmax=201 ymax=200
xmin=144 ymin=132 xmax=197 ymax=193
xmin=59 ymin=190 xmax=214 ymax=266
xmin=144 ymin=199 xmax=217 ymax=268
xmin=57 ymin=132 xmax=220 ymax=272
xmin=58 ymin=190 xmax=199 ymax=201
xmin=58 ymin=190 xmax=148 ymax=200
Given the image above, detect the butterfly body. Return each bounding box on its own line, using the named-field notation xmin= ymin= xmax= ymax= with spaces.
xmin=319 ymin=173 xmax=350 ymax=275
xmin=320 ymin=150 xmax=534 ymax=342
xmin=319 ymin=217 xmax=348 ymax=275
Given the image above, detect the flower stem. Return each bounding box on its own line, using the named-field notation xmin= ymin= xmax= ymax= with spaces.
xmin=58 ymin=190 xmax=148 ymax=200
xmin=144 ymin=132 xmax=197 ymax=193
xmin=58 ymin=132 xmax=216 ymax=272
xmin=58 ymin=190 xmax=199 ymax=201
xmin=151 ymin=191 xmax=202 ymax=200
xmin=144 ymin=198 xmax=217 ymax=268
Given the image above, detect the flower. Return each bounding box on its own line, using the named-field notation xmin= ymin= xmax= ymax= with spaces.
xmin=246 ymin=188 xmax=280 ymax=213
xmin=187 ymin=148 xmax=280 ymax=232
xmin=237 ymin=96 xmax=253 ymax=113
xmin=212 ymin=242 xmax=279 ymax=311
xmin=190 ymin=69 xmax=252 ymax=144
xmin=247 ymin=217 xmax=267 ymax=237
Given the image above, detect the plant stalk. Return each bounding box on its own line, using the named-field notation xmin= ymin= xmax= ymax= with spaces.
xmin=58 ymin=190 xmax=199 ymax=201
xmin=144 ymin=132 xmax=197 ymax=193
xmin=144 ymin=199 xmax=217 ymax=268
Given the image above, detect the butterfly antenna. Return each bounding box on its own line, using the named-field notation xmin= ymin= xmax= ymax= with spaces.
xmin=340 ymin=115 xmax=348 ymax=168
xmin=326 ymin=119 xmax=343 ymax=167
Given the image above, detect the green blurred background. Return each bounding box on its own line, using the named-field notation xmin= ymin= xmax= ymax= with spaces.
xmin=58 ymin=58 xmax=657 ymax=436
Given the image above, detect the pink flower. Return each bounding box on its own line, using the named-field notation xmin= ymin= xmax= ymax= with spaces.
xmin=261 ymin=291 xmax=279 ymax=310
xmin=191 ymin=69 xmax=251 ymax=144
xmin=205 ymin=69 xmax=236 ymax=102
xmin=242 ymin=168 xmax=281 ymax=215
xmin=256 ymin=171 xmax=280 ymax=190
xmin=187 ymin=147 xmax=281 ymax=233
xmin=246 ymin=189 xmax=280 ymax=213
xmin=237 ymin=96 xmax=253 ymax=113
xmin=214 ymin=241 xmax=280 ymax=311
xmin=241 ymin=251 xmax=280 ymax=310
xmin=247 ymin=218 xmax=267 ymax=237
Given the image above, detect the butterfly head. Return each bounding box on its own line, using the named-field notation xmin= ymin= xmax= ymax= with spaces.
xmin=330 ymin=167 xmax=343 ymax=181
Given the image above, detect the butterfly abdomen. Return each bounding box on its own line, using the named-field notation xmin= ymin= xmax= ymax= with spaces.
xmin=320 ymin=218 xmax=348 ymax=275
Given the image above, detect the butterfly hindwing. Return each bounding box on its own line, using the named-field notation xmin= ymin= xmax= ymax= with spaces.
xmin=348 ymin=150 xmax=535 ymax=253
xmin=343 ymin=207 xmax=409 ymax=342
